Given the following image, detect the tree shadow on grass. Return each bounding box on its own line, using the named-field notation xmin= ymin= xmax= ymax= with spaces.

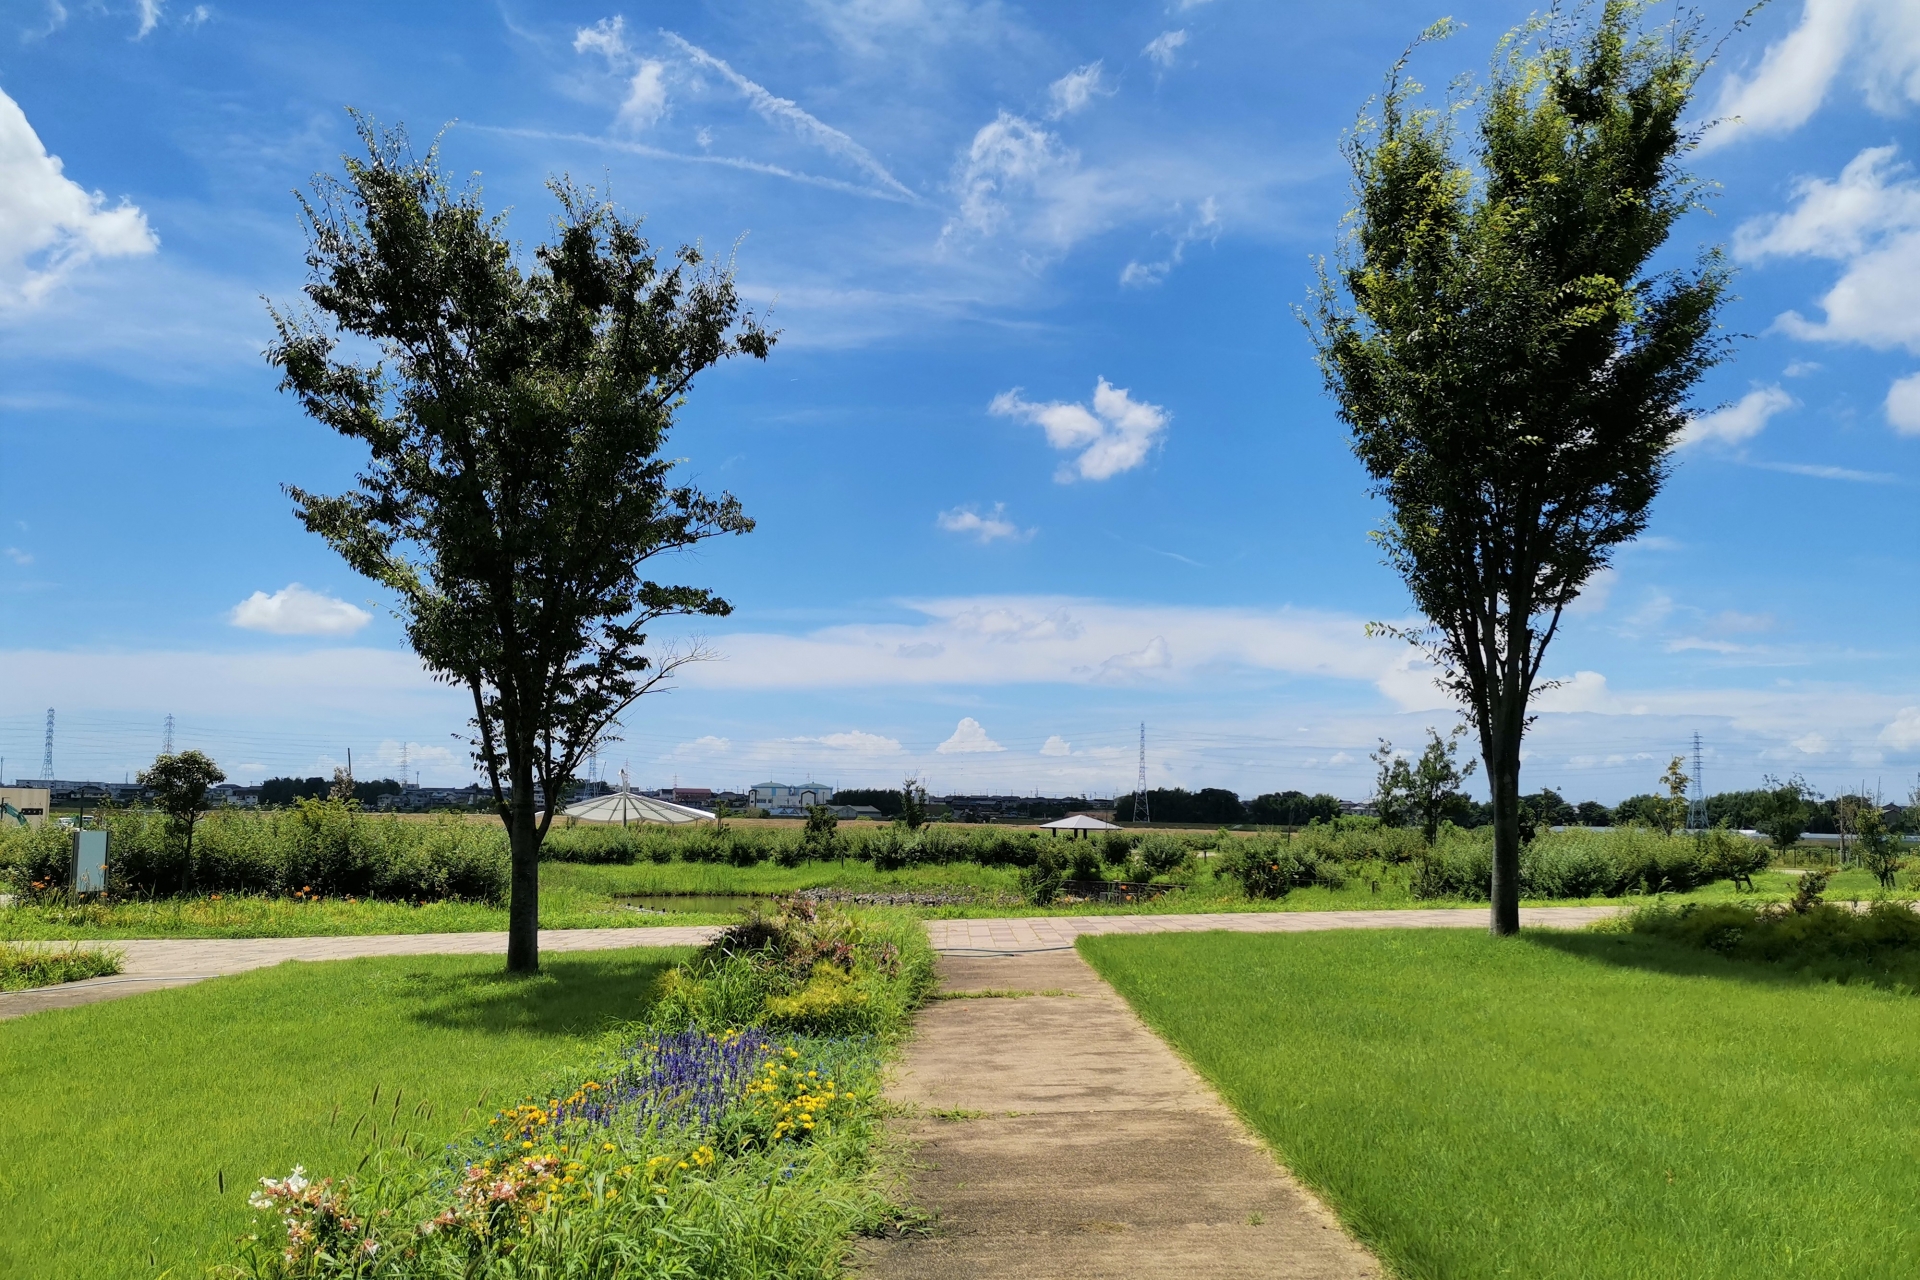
xmin=403 ymin=950 xmax=688 ymax=1038
xmin=1523 ymin=929 xmax=1920 ymax=997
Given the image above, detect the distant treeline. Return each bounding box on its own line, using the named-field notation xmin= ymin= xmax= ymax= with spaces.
xmin=1118 ymin=785 xmax=1911 ymax=831
xmin=258 ymin=776 xmax=404 ymax=807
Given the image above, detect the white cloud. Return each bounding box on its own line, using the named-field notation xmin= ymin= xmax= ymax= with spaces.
xmin=1706 ymin=0 xmax=1920 ymax=146
xmin=1530 ymin=671 xmax=1623 ymax=715
xmin=1793 ymin=731 xmax=1832 ymax=754
xmin=1040 ymin=734 xmax=1071 ymax=756
xmin=1879 ymin=706 xmax=1920 ymax=749
xmin=1784 ymin=359 xmax=1823 ymax=376
xmin=671 ymin=735 xmax=733 ymax=757
xmin=228 ymin=584 xmax=372 ymax=637
xmin=678 ymin=595 xmax=1407 ymax=699
xmin=1120 ymin=196 xmax=1219 ymax=288
xmin=573 ymin=15 xmax=630 ymax=59
xmin=0 ymin=88 xmax=158 ymax=309
xmin=990 ymin=376 xmax=1169 ymax=481
xmin=1749 ymin=460 xmax=1897 ymax=483
xmin=2 ymin=546 xmax=30 ymax=566
xmin=936 ymin=716 xmax=1004 ymax=753
xmin=1888 ymin=372 xmax=1920 ymax=434
xmin=789 ymin=729 xmax=903 ymax=755
xmin=936 ymin=502 xmax=1032 ymax=543
xmin=1679 ymin=386 xmax=1795 ymax=446
xmin=1143 ymin=29 xmax=1188 ymax=67
xmin=1090 ymin=635 xmax=1172 ymax=682
xmin=1563 ymin=567 xmax=1617 ymax=617
xmin=1735 ymin=146 xmax=1920 ymax=353
xmin=1048 ymin=61 xmax=1105 ymax=118
xmin=135 ymin=0 xmax=161 ymax=37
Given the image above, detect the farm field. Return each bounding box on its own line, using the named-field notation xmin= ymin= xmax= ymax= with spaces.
xmin=0 ymin=947 xmax=687 ymax=1280
xmin=1 ymin=857 xmax=1880 ymax=940
xmin=1082 ymin=927 xmax=1920 ymax=1279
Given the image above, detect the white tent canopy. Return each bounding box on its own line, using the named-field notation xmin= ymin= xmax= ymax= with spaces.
xmin=1040 ymin=814 xmax=1123 ymax=836
xmin=557 ymin=789 xmax=717 ymax=826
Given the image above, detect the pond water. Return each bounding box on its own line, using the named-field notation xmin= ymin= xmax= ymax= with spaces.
xmin=616 ymin=893 xmax=764 ymax=916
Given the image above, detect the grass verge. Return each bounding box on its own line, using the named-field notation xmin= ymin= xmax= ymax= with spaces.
xmin=1082 ymin=927 xmax=1920 ymax=1279
xmin=0 ymin=948 xmax=687 ymax=1280
xmin=0 ymin=941 xmax=122 ymax=989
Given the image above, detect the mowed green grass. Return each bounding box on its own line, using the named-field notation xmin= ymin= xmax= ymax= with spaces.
xmin=1082 ymin=928 xmax=1920 ymax=1279
xmin=0 ymin=948 xmax=687 ymax=1280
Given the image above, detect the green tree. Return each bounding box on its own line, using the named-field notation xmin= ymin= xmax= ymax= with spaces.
xmin=1755 ymin=775 xmax=1813 ymax=858
xmin=1853 ymin=805 xmax=1903 ymax=890
xmin=803 ymin=804 xmax=843 ymax=864
xmin=1653 ymin=756 xmax=1690 ymax=837
xmin=268 ymin=120 xmax=771 ymax=971
xmin=898 ymin=776 xmax=928 ymax=832
xmin=137 ymin=750 xmax=226 ymax=893
xmin=1372 ymin=726 xmax=1477 ymax=846
xmin=1308 ymin=8 xmax=1730 ymax=933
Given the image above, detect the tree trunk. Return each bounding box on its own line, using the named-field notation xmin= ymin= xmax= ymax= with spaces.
xmin=506 ymin=771 xmax=541 ymax=973
xmin=1486 ymin=725 xmax=1522 ymax=937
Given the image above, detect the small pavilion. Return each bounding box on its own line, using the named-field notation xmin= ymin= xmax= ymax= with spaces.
xmin=556 ymin=788 xmax=717 ymax=827
xmin=1039 ymin=814 xmax=1123 ymax=840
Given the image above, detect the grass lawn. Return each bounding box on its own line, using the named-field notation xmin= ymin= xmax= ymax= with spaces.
xmin=1082 ymin=927 xmax=1920 ymax=1279
xmin=0 ymin=947 xmax=688 ymax=1280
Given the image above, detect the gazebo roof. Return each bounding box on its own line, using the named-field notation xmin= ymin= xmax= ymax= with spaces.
xmin=1039 ymin=814 xmax=1123 ymax=831
xmin=557 ymin=789 xmax=717 ymax=826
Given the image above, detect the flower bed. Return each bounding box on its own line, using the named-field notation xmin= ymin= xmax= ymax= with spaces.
xmin=228 ymin=901 xmax=932 ymax=1278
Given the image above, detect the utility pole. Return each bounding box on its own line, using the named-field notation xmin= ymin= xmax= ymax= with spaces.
xmin=1136 ymin=722 xmax=1151 ymax=826
xmin=1686 ymin=731 xmax=1706 ymax=832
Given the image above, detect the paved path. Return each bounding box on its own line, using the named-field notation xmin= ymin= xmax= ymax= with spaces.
xmin=0 ymin=925 xmax=721 ymax=1020
xmin=0 ymin=906 xmax=1619 ymax=1020
xmin=923 ymin=904 xmax=1621 ymax=954
xmin=859 ymin=948 xmax=1382 ymax=1279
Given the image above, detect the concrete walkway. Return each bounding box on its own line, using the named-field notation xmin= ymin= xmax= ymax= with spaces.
xmin=859 ymin=948 xmax=1383 ymax=1279
xmin=0 ymin=906 xmax=1619 ymax=1021
xmin=924 ymin=904 xmax=1621 ymax=954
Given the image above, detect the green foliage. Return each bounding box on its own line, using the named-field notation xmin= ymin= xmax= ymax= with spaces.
xmin=1629 ymin=897 xmax=1920 ymax=990
xmin=1371 ymin=726 xmax=1476 ymax=844
xmin=1245 ymin=790 xmax=1344 ymax=826
xmin=1405 ymin=825 xmax=1729 ymax=900
xmin=138 ymin=749 xmax=227 ymax=891
xmin=0 ymin=941 xmax=121 ymax=989
xmin=1756 ymin=775 xmax=1814 ymax=853
xmin=0 ymin=803 xmax=508 ymax=904
xmin=1309 ymin=6 xmax=1729 ymax=932
xmin=268 ymin=116 xmax=771 ymax=969
xmin=1853 ymin=806 xmax=1904 ymax=889
xmin=1020 ymin=846 xmax=1068 ymax=905
xmin=1113 ymin=786 xmax=1245 ymax=825
xmin=1136 ymin=832 xmax=1192 ymax=876
xmin=1214 ymin=836 xmax=1346 ymax=900
xmin=897 ymin=776 xmax=928 ymax=831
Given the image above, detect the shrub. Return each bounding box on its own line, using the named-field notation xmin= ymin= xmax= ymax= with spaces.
xmin=1021 ymin=846 xmax=1068 ymax=905
xmin=0 ymin=804 xmax=509 ymax=904
xmin=1137 ymin=833 xmax=1191 ymax=876
xmin=1629 ymin=897 xmax=1920 ymax=988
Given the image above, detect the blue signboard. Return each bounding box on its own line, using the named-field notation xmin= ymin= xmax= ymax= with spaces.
xmin=71 ymin=829 xmax=108 ymax=894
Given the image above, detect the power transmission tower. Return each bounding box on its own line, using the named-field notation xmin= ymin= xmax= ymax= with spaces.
xmin=41 ymin=708 xmax=54 ymax=781
xmin=1135 ymin=722 xmax=1151 ymax=825
xmin=1686 ymin=731 xmax=1707 ymax=831
xmin=163 ymin=713 xmax=175 ymax=755
xmin=399 ymin=742 xmax=411 ymax=788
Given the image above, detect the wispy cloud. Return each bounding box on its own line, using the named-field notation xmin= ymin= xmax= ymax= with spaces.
xmin=1748 ymin=459 xmax=1900 ymax=483
xmin=660 ymin=30 xmax=923 ymax=204
xmin=1120 ymin=197 xmax=1219 ymax=287
xmin=1047 ymin=62 xmax=1106 ymax=118
xmin=1143 ymin=29 xmax=1188 ymax=67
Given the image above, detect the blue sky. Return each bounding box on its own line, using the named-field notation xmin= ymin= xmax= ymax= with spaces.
xmin=2 ymin=0 xmax=1919 ymax=803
